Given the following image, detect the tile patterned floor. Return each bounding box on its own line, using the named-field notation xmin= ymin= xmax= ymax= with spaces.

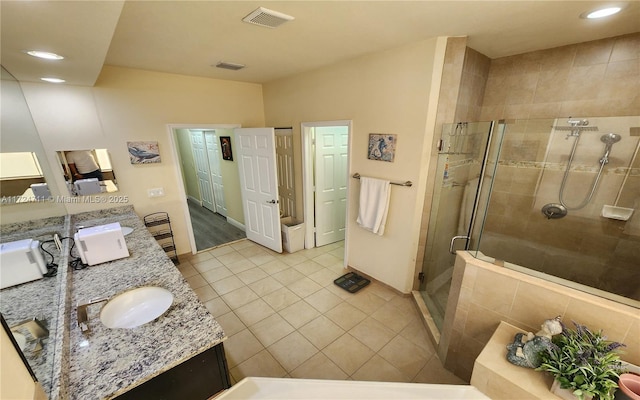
xmin=178 ymin=239 xmax=466 ymax=385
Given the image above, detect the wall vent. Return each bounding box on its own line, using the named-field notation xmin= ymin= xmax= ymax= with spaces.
xmin=242 ymin=7 xmax=294 ymax=28
xmin=215 ymin=62 xmax=245 ymax=71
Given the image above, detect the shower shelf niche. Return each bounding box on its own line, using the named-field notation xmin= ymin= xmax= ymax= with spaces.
xmin=601 ymin=205 xmax=634 ymax=221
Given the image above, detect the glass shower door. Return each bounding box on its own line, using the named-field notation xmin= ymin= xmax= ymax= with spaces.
xmin=419 ymin=121 xmax=494 ymax=330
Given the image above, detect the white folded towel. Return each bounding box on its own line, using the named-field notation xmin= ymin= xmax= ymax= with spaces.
xmin=356 ymin=177 xmax=391 ymax=235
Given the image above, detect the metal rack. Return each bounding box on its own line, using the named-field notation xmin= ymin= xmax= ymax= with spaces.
xmin=143 ymin=212 xmax=178 ymax=265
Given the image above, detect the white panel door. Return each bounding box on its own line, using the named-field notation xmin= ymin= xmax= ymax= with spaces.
xmin=190 ymin=130 xmax=215 ymax=212
xmin=204 ymin=131 xmax=227 ymax=217
xmin=234 ymin=127 xmax=282 ymax=253
xmin=314 ymin=126 xmax=348 ymax=246
xmin=275 ymin=128 xmax=295 ymax=218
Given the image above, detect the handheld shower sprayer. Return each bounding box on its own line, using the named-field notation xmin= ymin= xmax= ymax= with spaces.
xmin=599 ymin=133 xmax=621 ymax=165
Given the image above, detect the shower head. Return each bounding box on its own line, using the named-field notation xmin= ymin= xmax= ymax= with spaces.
xmin=599 ymin=133 xmax=621 ymax=165
xmin=601 ymin=133 xmax=621 ymax=145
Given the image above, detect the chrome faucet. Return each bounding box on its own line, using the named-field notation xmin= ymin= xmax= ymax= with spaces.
xmin=77 ymin=298 xmax=108 ymax=333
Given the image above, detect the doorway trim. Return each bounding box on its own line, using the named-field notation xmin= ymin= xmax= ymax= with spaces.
xmin=167 ymin=123 xmax=240 ymax=254
xmin=301 ymin=120 xmax=352 ymax=265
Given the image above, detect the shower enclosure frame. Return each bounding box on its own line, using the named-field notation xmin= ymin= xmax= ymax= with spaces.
xmin=418 ymin=116 xmax=640 ymax=336
xmin=418 ymin=120 xmax=503 ymax=330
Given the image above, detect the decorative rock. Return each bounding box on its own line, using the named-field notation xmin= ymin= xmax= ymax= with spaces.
xmin=506 ymin=316 xmax=563 ymax=368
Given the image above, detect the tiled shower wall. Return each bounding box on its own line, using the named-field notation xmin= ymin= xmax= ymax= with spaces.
xmin=480 ymin=32 xmax=639 ymax=120
xmin=481 ymin=116 xmax=640 ymax=299
xmin=477 ymin=32 xmax=639 ymax=299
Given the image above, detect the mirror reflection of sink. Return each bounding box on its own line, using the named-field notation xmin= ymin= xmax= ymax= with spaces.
xmin=100 ymin=287 xmax=173 ymax=329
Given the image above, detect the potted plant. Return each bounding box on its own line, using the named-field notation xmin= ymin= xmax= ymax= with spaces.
xmin=536 ymin=321 xmax=626 ymax=400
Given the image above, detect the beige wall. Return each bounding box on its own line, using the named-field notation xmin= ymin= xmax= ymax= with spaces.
xmin=263 ymin=37 xmax=447 ymax=293
xmin=16 ymin=66 xmax=264 ymax=254
xmin=0 ymin=328 xmax=45 ymax=400
xmin=175 ymin=128 xmax=201 ymax=201
xmin=212 ymin=128 xmax=244 ymax=225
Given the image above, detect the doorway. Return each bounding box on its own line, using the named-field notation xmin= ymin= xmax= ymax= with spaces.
xmin=170 ymin=124 xmax=246 ymax=253
xmin=301 ymin=121 xmax=351 ymax=254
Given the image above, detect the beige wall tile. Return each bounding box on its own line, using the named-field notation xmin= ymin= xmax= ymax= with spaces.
xmin=562 ymin=299 xmax=634 ymax=346
xmin=573 ymin=38 xmax=614 ymax=67
xmin=465 ymin=302 xmax=507 ymax=343
xmin=509 ymin=281 xmax=570 ymax=329
xmin=482 ymin=33 xmax=639 ymax=119
xmin=472 ymin=268 xmax=518 ymax=315
xmin=440 ymin=253 xmax=640 ymax=377
xmin=610 ymin=33 xmax=640 ymax=62
xmin=540 ymin=45 xmax=576 ymax=71
xmin=622 ymin=319 xmax=640 ymax=365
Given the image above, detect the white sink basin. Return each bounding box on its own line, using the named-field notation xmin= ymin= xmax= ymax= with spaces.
xmin=100 ymin=286 xmax=173 ymax=329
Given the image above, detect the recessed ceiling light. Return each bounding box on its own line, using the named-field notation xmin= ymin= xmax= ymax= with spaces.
xmin=40 ymin=77 xmax=66 ymax=83
xmin=26 ymin=50 xmax=64 ymax=60
xmin=581 ymin=6 xmax=622 ymax=19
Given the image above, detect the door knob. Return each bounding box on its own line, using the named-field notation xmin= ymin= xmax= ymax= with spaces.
xmin=266 ymin=199 xmax=279 ymax=204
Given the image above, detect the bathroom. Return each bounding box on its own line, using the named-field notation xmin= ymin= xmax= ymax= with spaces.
xmin=1 ymin=2 xmax=639 ymax=399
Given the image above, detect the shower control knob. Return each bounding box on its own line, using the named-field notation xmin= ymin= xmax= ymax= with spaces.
xmin=541 ymin=203 xmax=567 ymax=219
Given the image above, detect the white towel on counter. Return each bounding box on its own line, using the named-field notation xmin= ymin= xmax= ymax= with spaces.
xmin=356 ymin=177 xmax=391 ymax=235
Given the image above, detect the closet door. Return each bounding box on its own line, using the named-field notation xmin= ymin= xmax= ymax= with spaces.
xmin=204 ymin=131 xmax=227 ymax=217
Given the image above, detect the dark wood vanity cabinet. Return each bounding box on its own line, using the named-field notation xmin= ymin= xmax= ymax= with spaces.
xmin=115 ymin=343 xmax=230 ymax=400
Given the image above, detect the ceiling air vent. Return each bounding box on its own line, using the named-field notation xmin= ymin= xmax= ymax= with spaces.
xmin=215 ymin=62 xmax=245 ymax=71
xmin=242 ymin=7 xmax=294 ymax=28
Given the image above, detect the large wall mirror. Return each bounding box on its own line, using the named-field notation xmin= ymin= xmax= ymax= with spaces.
xmin=0 ymin=66 xmax=65 ymax=215
xmin=57 ymin=150 xmax=118 ymax=196
xmin=1 ymin=65 xmax=66 ymax=397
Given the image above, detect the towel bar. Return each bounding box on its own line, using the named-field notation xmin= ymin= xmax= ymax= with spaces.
xmin=352 ymin=173 xmax=412 ymax=187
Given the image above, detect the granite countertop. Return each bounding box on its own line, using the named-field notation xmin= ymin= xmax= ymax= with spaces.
xmin=66 ymin=207 xmax=226 ymax=399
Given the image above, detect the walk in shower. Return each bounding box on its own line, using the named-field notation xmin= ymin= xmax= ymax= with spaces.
xmin=420 ymin=115 xmax=640 ymax=331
